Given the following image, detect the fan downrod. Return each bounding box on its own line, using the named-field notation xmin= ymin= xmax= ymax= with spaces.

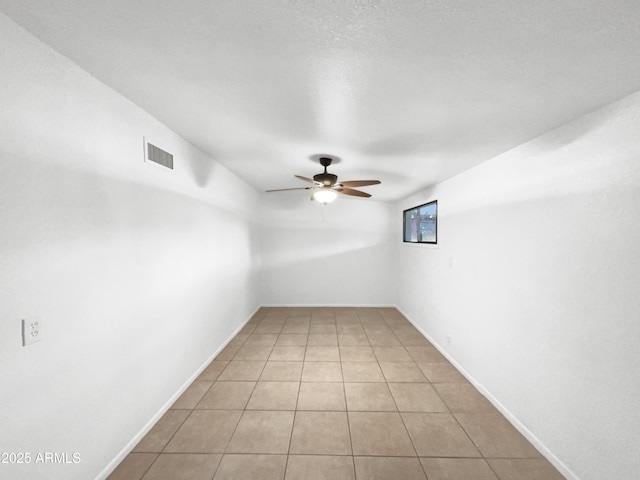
xmin=314 ymin=157 xmax=338 ymax=186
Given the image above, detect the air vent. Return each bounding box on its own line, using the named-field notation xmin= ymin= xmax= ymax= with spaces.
xmin=145 ymin=141 xmax=173 ymax=170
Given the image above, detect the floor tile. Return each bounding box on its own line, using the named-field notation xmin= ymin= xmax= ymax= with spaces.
xmin=487 ymin=458 xmax=565 ymax=480
xmin=362 ymin=322 xmax=390 ymax=329
xmin=310 ymin=320 xmax=336 ymax=327
xmin=239 ymin=324 xmax=257 ymax=335
xmin=195 ymin=381 xmax=255 ymax=410
xmin=164 ymin=410 xmax=242 ymax=453
xmin=309 ymin=324 xmax=337 ymax=334
xmin=359 ymin=317 xmax=387 ymax=326
xmin=290 ymin=411 xmax=352 ymax=455
xmin=297 ymin=382 xmax=346 ymax=411
xmin=455 ymin=413 xmax=542 ymax=458
xmin=305 ymin=345 xmax=340 ymax=361
xmin=362 ymin=325 xmax=392 ymax=336
xmin=420 ymin=458 xmax=498 ymax=480
xmin=337 ymin=325 xmax=365 ymax=335
xmin=276 ymin=334 xmax=308 ymax=346
xmin=388 ymin=383 xmax=448 ymax=412
xmin=197 ymin=360 xmax=230 ymax=382
xmin=405 ymin=346 xmax=447 ymax=363
xmin=172 ymin=381 xmax=213 ymax=409
xmin=307 ymin=333 xmax=339 ymax=346
xmin=433 ymin=383 xmax=496 ymax=413
xmin=259 ymin=361 xmax=303 ymax=381
xmin=270 ymin=346 xmax=306 ymax=361
xmin=373 ymin=346 xmax=414 ymax=362
xmin=335 ymin=317 xmax=360 ymax=326
xmin=261 ymin=317 xmax=286 ymax=325
xmin=246 ymin=381 xmax=299 ymax=410
xmin=107 ymin=453 xmax=157 ymax=480
xmin=388 ymin=326 xmax=419 ymax=335
xmin=338 ymin=334 xmax=370 ymax=346
xmin=379 ymin=362 xmax=428 ymax=382
xmin=216 ymin=344 xmax=240 ymax=361
xmin=228 ymin=334 xmax=249 ymax=345
xmin=348 ymin=412 xmax=415 ymax=456
xmin=302 ymin=361 xmax=343 ymax=382
xmin=232 ymin=345 xmax=273 ymax=361
xmin=226 ymin=410 xmax=294 ymax=454
xmin=417 ymin=363 xmax=467 ymax=383
xmin=341 ymin=362 xmax=385 ymax=382
xmin=344 ymin=382 xmax=397 ymax=411
xmin=354 ymin=456 xmax=426 ymax=480
xmin=141 ymin=453 xmax=222 ymax=480
xmin=366 ymin=333 xmax=402 ymax=346
xmin=339 ymin=346 xmax=376 ymax=362
xmin=265 ymin=309 xmax=289 ymax=318
xmin=335 ymin=307 xmax=358 ymax=315
xmin=310 ymin=316 xmax=336 ymax=325
xmin=244 ymin=333 xmax=279 ymax=346
xmin=253 ymin=323 xmax=284 ymax=334
xmin=401 ymin=413 xmax=481 ymax=457
xmin=213 ymin=454 xmax=287 ymax=480
xmin=286 ymin=455 xmax=355 ymax=480
xmin=134 ymin=410 xmax=190 ymax=452
xmin=285 ymin=314 xmax=311 ymax=321
xmin=217 ymin=361 xmax=265 ymax=381
xmin=395 ymin=332 xmax=432 ymax=347
xmin=282 ymin=323 xmax=310 ymax=334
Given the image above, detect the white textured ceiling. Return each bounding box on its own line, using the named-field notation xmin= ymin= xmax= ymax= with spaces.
xmin=2 ymin=0 xmax=640 ymax=201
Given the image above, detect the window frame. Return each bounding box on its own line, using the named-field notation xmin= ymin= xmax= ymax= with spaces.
xmin=403 ymin=200 xmax=438 ymax=244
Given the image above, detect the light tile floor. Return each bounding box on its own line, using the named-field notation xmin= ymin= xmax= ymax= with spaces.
xmin=108 ymin=307 xmax=565 ymax=480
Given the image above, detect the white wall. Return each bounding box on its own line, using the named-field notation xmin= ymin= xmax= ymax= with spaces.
xmin=0 ymin=14 xmax=260 ymax=480
xmin=259 ymin=193 xmax=395 ymax=306
xmin=396 ymin=91 xmax=640 ymax=480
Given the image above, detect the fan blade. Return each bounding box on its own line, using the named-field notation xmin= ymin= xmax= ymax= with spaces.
xmin=335 ymin=187 xmax=371 ymax=198
xmin=338 ymin=180 xmax=381 ymax=187
xmin=295 ymin=175 xmax=321 ymax=185
xmin=265 ymin=187 xmax=311 ymax=192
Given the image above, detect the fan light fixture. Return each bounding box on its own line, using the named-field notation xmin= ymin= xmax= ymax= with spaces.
xmin=313 ymin=188 xmax=338 ymax=204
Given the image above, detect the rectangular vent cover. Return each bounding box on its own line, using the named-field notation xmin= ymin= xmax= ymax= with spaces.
xmin=146 ymin=142 xmax=174 ymax=170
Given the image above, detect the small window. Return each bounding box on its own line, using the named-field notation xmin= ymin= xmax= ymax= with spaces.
xmin=403 ymin=200 xmax=437 ymax=244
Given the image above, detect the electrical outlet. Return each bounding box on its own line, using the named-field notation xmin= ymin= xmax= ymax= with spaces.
xmin=22 ymin=318 xmax=42 ymax=346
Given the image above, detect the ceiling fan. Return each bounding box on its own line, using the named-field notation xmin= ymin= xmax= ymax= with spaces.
xmin=266 ymin=157 xmax=381 ymax=203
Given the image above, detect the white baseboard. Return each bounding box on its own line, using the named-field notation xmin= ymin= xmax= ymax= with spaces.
xmin=395 ymin=306 xmax=579 ymax=480
xmin=95 ymin=305 xmax=261 ymax=480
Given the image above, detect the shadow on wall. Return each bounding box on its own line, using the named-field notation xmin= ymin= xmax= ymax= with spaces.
xmin=259 ymin=225 xmax=392 ymax=269
xmin=261 ymin=242 xmax=394 ymax=305
xmin=184 ymin=151 xmax=217 ymax=188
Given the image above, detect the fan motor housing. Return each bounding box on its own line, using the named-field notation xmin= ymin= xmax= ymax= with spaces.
xmin=314 ymin=172 xmax=338 ymax=186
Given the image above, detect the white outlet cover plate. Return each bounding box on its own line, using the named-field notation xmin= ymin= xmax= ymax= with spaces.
xmin=22 ymin=318 xmax=42 ymax=346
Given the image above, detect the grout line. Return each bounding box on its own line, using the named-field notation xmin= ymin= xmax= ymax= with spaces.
xmin=378 ymin=322 xmax=423 ymax=465
xmin=283 ymin=312 xmax=307 ymax=478
xmin=154 ymin=410 xmax=193 ymax=456
xmin=130 ymin=453 xmax=160 ymax=480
